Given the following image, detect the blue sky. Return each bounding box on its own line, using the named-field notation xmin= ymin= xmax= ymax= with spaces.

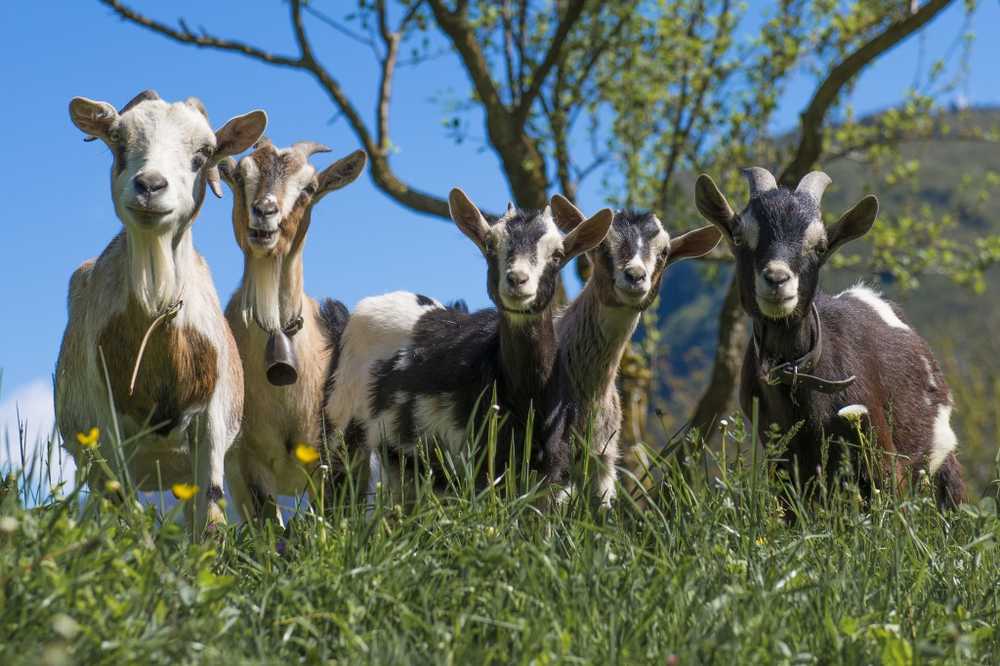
xmin=2 ymin=0 xmax=999 ymax=459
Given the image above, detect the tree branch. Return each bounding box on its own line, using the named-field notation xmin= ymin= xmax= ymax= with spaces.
xmin=101 ymin=0 xmax=453 ymax=220
xmin=780 ymin=0 xmax=954 ymax=186
xmin=512 ymin=0 xmax=587 ymax=128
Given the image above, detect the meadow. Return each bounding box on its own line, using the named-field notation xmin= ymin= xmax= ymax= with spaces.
xmin=3 ymin=411 xmax=998 ymax=665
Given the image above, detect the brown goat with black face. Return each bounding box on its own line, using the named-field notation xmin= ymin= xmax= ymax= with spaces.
xmin=219 ymin=139 xmax=366 ymax=524
xmin=695 ymin=168 xmax=965 ymax=509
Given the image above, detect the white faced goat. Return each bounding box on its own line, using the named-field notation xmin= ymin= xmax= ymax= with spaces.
xmin=56 ymin=90 xmax=266 ymax=533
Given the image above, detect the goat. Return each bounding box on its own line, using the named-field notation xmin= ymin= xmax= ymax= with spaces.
xmin=324 ymin=190 xmax=613 ymax=503
xmin=218 ymin=139 xmax=366 ymax=523
xmin=550 ymin=198 xmax=721 ymax=503
xmin=56 ymin=91 xmax=266 ymax=533
xmin=695 ymin=167 xmax=965 ymax=509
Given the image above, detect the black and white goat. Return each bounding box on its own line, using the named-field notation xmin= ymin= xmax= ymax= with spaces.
xmin=695 ymin=167 xmax=965 ymax=507
xmin=219 ymin=139 xmax=365 ymax=523
xmin=325 ymin=190 xmax=613 ymax=501
xmin=55 ymin=91 xmax=266 ymax=532
xmin=551 ymin=198 xmax=721 ymax=502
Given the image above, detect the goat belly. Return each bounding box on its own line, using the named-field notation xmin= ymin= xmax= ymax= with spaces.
xmin=98 ymin=298 xmax=218 ymax=435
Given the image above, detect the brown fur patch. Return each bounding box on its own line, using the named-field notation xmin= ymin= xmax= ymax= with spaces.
xmin=98 ymin=298 xmax=218 ymax=433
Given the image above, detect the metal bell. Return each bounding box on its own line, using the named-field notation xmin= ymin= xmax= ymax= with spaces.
xmin=265 ymin=330 xmax=299 ymax=386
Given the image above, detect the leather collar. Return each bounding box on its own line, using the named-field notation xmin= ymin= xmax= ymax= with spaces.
xmin=752 ymin=302 xmax=856 ymax=395
xmin=281 ymin=312 xmax=304 ymax=337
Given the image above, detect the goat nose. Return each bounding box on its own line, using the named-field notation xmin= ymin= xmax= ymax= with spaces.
xmin=506 ymin=269 xmax=528 ymax=288
xmin=134 ymin=171 xmax=167 ymax=195
xmin=763 ymin=266 xmax=792 ymax=286
xmin=252 ymin=198 xmax=279 ymax=217
xmin=624 ymin=265 xmax=647 ymax=284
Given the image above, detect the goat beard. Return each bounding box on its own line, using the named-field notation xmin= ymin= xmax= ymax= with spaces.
xmin=242 ymin=254 xmax=284 ymax=333
xmin=128 ymin=230 xmax=180 ymax=316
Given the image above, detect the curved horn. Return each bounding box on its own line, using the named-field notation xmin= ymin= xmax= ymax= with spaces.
xmin=742 ymin=167 xmax=778 ymax=198
xmin=207 ymin=166 xmax=224 ymax=198
xmin=83 ymin=89 xmax=160 ymax=142
xmin=292 ymin=141 xmax=332 ymax=158
xmin=120 ymin=89 xmax=160 ymax=114
xmin=795 ymin=171 xmax=833 ymax=206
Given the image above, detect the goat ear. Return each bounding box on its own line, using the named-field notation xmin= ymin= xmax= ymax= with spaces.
xmin=666 ymin=224 xmax=722 ymax=266
xmin=549 ymin=194 xmax=586 ymax=232
xmin=695 ymin=174 xmax=737 ymax=241
xmin=69 ymin=97 xmax=118 ymax=141
xmin=827 ymin=195 xmax=878 ymax=255
xmin=213 ymin=110 xmax=268 ymax=160
xmin=449 ymin=188 xmax=492 ymax=254
xmin=563 ymin=208 xmax=613 ymax=263
xmin=316 ymin=150 xmax=367 ymax=201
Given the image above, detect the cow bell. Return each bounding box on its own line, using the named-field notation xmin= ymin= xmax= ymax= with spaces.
xmin=265 ymin=329 xmax=298 ymax=386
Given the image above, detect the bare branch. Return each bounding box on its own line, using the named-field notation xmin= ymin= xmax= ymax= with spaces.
xmin=780 ymin=0 xmax=954 ymax=185
xmin=100 ymin=0 xmax=301 ymax=66
xmin=512 ymin=0 xmax=587 ymax=127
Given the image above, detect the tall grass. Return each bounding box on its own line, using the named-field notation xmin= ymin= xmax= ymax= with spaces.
xmin=2 ymin=404 xmax=998 ymax=665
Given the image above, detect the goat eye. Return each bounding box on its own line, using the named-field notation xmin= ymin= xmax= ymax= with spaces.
xmin=552 ymin=249 xmax=565 ymax=263
xmin=303 ymin=183 xmax=317 ymax=197
xmin=108 ymin=129 xmax=121 ymax=144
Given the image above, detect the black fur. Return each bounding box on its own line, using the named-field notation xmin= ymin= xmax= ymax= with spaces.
xmin=319 ymin=297 xmax=350 ymax=421
xmin=368 ymin=305 xmax=561 ymax=487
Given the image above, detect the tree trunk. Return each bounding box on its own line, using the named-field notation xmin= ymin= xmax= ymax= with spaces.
xmin=689 ymin=271 xmax=747 ymax=439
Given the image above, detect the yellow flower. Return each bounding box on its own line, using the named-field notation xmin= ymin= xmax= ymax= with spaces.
xmin=755 ymin=536 xmax=767 ymax=546
xmin=76 ymin=427 xmax=100 ymax=449
xmin=294 ymin=443 xmax=321 ymax=465
xmin=171 ymin=483 xmax=199 ymax=501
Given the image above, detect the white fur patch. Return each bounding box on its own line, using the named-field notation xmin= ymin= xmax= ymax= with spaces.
xmin=927 ymin=404 xmax=957 ymax=473
xmin=241 ymin=255 xmax=283 ymax=331
xmin=838 ymin=285 xmax=910 ymax=330
xmin=803 ymin=220 xmax=827 ymax=252
xmin=327 ymin=291 xmax=438 ymax=439
xmin=414 ymin=395 xmax=466 ymax=454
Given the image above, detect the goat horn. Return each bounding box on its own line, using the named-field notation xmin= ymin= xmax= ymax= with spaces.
xmin=742 ymin=167 xmax=778 ymax=198
xmin=120 ymin=89 xmax=160 ymax=114
xmin=292 ymin=141 xmax=332 ymax=158
xmin=795 ymin=171 xmax=833 ymax=206
xmin=207 ymin=166 xmax=224 ymax=198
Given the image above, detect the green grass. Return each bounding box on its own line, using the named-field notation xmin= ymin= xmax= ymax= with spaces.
xmin=2 ymin=417 xmax=999 ymax=665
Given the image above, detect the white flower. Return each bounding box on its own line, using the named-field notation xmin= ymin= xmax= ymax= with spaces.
xmin=719 ymin=418 xmax=729 ymax=428
xmin=837 ymin=404 xmax=869 ymax=423
xmin=0 ymin=516 xmax=18 ymax=535
xmin=491 ymin=404 xmax=501 ymax=413
xmin=52 ymin=613 xmax=80 ymax=640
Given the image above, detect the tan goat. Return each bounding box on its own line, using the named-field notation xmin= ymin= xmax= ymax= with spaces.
xmin=219 ymin=139 xmax=366 ymax=523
